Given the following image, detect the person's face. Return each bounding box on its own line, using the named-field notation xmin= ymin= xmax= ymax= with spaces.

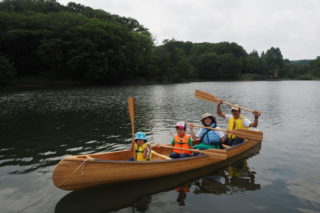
xmin=231 ymin=110 xmax=240 ymax=118
xmin=176 ymin=127 xmax=186 ymax=137
xmin=204 ymin=117 xmax=212 ymax=126
xmin=136 ymin=139 xmax=144 ymax=146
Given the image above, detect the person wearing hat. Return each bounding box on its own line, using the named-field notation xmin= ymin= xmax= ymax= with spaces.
xmin=217 ymin=101 xmax=260 ymax=146
xmin=170 ymin=121 xmax=193 ymax=158
xmin=189 ymin=113 xmax=225 ymax=150
xmin=131 ymin=132 xmax=152 ymax=161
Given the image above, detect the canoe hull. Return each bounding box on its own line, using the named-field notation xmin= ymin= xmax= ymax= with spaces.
xmin=53 ymin=139 xmax=261 ymax=191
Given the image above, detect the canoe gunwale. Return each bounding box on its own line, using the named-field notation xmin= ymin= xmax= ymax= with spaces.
xmin=60 ymin=142 xmax=254 ymax=164
xmin=63 ymin=153 xmax=209 ymax=164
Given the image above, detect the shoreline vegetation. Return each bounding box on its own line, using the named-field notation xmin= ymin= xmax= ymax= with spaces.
xmin=3 ymin=78 xmax=320 ymax=90
xmin=1 ymin=0 xmax=320 ymax=88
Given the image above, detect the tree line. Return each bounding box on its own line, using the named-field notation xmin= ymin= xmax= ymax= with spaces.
xmin=0 ymin=0 xmax=319 ymax=86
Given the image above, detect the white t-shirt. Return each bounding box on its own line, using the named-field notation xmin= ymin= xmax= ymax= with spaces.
xmin=225 ymin=114 xmax=251 ymax=128
xmin=195 ymin=126 xmax=225 ymax=138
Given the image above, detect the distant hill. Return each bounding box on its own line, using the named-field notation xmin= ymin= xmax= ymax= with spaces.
xmin=290 ymin=60 xmax=313 ymax=65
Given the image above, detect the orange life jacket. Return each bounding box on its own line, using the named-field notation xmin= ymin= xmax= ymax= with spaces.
xmin=176 ymin=185 xmax=190 ymax=193
xmin=173 ymin=134 xmax=191 ymax=155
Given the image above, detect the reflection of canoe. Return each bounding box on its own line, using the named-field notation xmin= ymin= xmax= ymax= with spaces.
xmin=193 ymin=159 xmax=261 ymax=195
xmin=55 ymin=144 xmax=261 ymax=213
xmin=53 ymin=137 xmax=262 ymax=191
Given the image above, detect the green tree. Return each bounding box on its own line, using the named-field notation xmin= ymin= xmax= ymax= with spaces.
xmin=310 ymin=56 xmax=320 ymax=77
xmin=261 ymin=47 xmax=284 ymax=77
xmin=243 ymin=55 xmax=267 ymax=76
xmin=153 ymin=40 xmax=194 ymax=82
xmin=0 ymin=0 xmax=155 ymax=83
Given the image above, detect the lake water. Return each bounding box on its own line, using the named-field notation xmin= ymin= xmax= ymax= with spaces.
xmin=0 ymin=81 xmax=319 ymax=213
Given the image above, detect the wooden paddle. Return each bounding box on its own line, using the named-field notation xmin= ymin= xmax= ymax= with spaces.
xmin=128 ymin=97 xmax=136 ymax=160
xmin=188 ymin=123 xmax=263 ymax=141
xmin=157 ymin=144 xmax=227 ymax=159
xmin=195 ymin=90 xmax=259 ymax=113
xmin=151 ymin=150 xmax=171 ymax=160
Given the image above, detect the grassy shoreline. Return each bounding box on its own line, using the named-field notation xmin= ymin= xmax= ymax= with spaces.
xmin=1 ymin=76 xmax=319 ymax=90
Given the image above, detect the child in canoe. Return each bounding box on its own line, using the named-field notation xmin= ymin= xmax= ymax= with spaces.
xmin=132 ymin=132 xmax=152 ymax=161
xmin=169 ymin=121 xmax=193 ymax=158
xmin=189 ymin=113 xmax=225 ymax=150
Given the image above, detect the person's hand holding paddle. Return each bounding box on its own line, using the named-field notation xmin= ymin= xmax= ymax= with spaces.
xmin=253 ymin=111 xmax=261 ymax=118
xmin=188 ymin=123 xmax=195 ymax=130
xmin=251 ymin=111 xmax=261 ymax=128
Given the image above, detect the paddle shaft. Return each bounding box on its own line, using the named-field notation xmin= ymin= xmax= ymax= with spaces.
xmin=128 ymin=97 xmax=136 ymax=160
xmin=188 ymin=123 xmax=263 ymax=141
xmin=159 ymin=145 xmax=226 ymax=159
xmin=188 ymin=123 xmax=227 ymax=133
xmin=195 ymin=90 xmax=257 ymax=113
xmin=151 ymin=150 xmax=171 ymax=159
xmin=222 ymin=101 xmax=255 ymax=113
xmin=160 ymin=145 xmax=201 ymax=153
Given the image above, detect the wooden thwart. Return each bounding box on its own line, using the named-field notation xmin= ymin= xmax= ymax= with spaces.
xmin=195 ymin=90 xmax=259 ymax=113
xmin=158 ymin=145 xmax=227 ymax=159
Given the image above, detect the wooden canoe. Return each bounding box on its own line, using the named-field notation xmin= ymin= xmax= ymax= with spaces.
xmin=53 ymin=137 xmax=262 ymax=191
xmin=55 ymin=144 xmax=262 ymax=213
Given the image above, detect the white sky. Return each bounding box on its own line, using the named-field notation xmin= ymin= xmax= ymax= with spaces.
xmin=58 ymin=0 xmax=320 ymax=60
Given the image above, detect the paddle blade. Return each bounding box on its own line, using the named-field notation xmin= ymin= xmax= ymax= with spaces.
xmin=232 ymin=129 xmax=263 ymax=141
xmin=128 ymin=97 xmax=135 ymax=124
xmin=195 ymin=90 xmax=221 ymax=103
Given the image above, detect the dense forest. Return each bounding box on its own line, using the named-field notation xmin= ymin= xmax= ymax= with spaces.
xmin=0 ymin=0 xmax=319 ymax=86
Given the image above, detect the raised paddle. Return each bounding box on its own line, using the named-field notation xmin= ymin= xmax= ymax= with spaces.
xmin=188 ymin=123 xmax=263 ymax=141
xmin=157 ymin=144 xmax=227 ymax=159
xmin=128 ymin=97 xmax=136 ymax=160
xmin=195 ymin=90 xmax=260 ymax=114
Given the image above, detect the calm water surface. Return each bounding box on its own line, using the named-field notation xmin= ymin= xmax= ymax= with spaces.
xmin=0 ymin=81 xmax=319 ymax=213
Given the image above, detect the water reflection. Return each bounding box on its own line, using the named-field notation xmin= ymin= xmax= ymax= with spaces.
xmin=55 ymin=144 xmax=261 ymax=213
xmin=131 ymin=195 xmax=152 ymax=212
xmin=175 ymin=184 xmax=191 ymax=206
xmin=193 ymin=160 xmax=260 ymax=195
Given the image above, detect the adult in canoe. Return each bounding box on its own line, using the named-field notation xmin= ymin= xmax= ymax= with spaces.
xmin=189 ymin=113 xmax=226 ymax=150
xmin=217 ymin=101 xmax=260 ymax=146
xmin=169 ymin=121 xmax=193 ymax=158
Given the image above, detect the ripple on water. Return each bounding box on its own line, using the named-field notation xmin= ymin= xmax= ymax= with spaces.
xmin=85 ymin=140 xmax=97 ymax=144
xmin=38 ymin=151 xmax=57 ymax=156
xmin=65 ymin=147 xmax=83 ymax=152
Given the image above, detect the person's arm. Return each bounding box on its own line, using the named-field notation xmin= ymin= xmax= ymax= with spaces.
xmin=217 ymin=101 xmax=226 ymax=119
xmin=216 ymin=127 xmax=227 ymax=143
xmin=171 ymin=138 xmax=175 ymax=146
xmin=188 ymin=137 xmax=193 ymax=147
xmin=249 ymin=111 xmax=261 ymax=127
xmin=189 ymin=124 xmax=200 ymax=143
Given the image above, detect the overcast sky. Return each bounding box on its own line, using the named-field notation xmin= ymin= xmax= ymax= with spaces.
xmin=59 ymin=0 xmax=320 ymax=60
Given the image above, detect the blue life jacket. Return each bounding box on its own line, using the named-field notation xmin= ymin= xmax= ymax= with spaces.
xmin=200 ymin=123 xmax=221 ymax=145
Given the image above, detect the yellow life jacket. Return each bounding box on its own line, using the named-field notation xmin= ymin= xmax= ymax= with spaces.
xmin=227 ymin=160 xmax=249 ymax=178
xmin=227 ymin=115 xmax=249 ymax=139
xmin=135 ymin=143 xmax=152 ymax=161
